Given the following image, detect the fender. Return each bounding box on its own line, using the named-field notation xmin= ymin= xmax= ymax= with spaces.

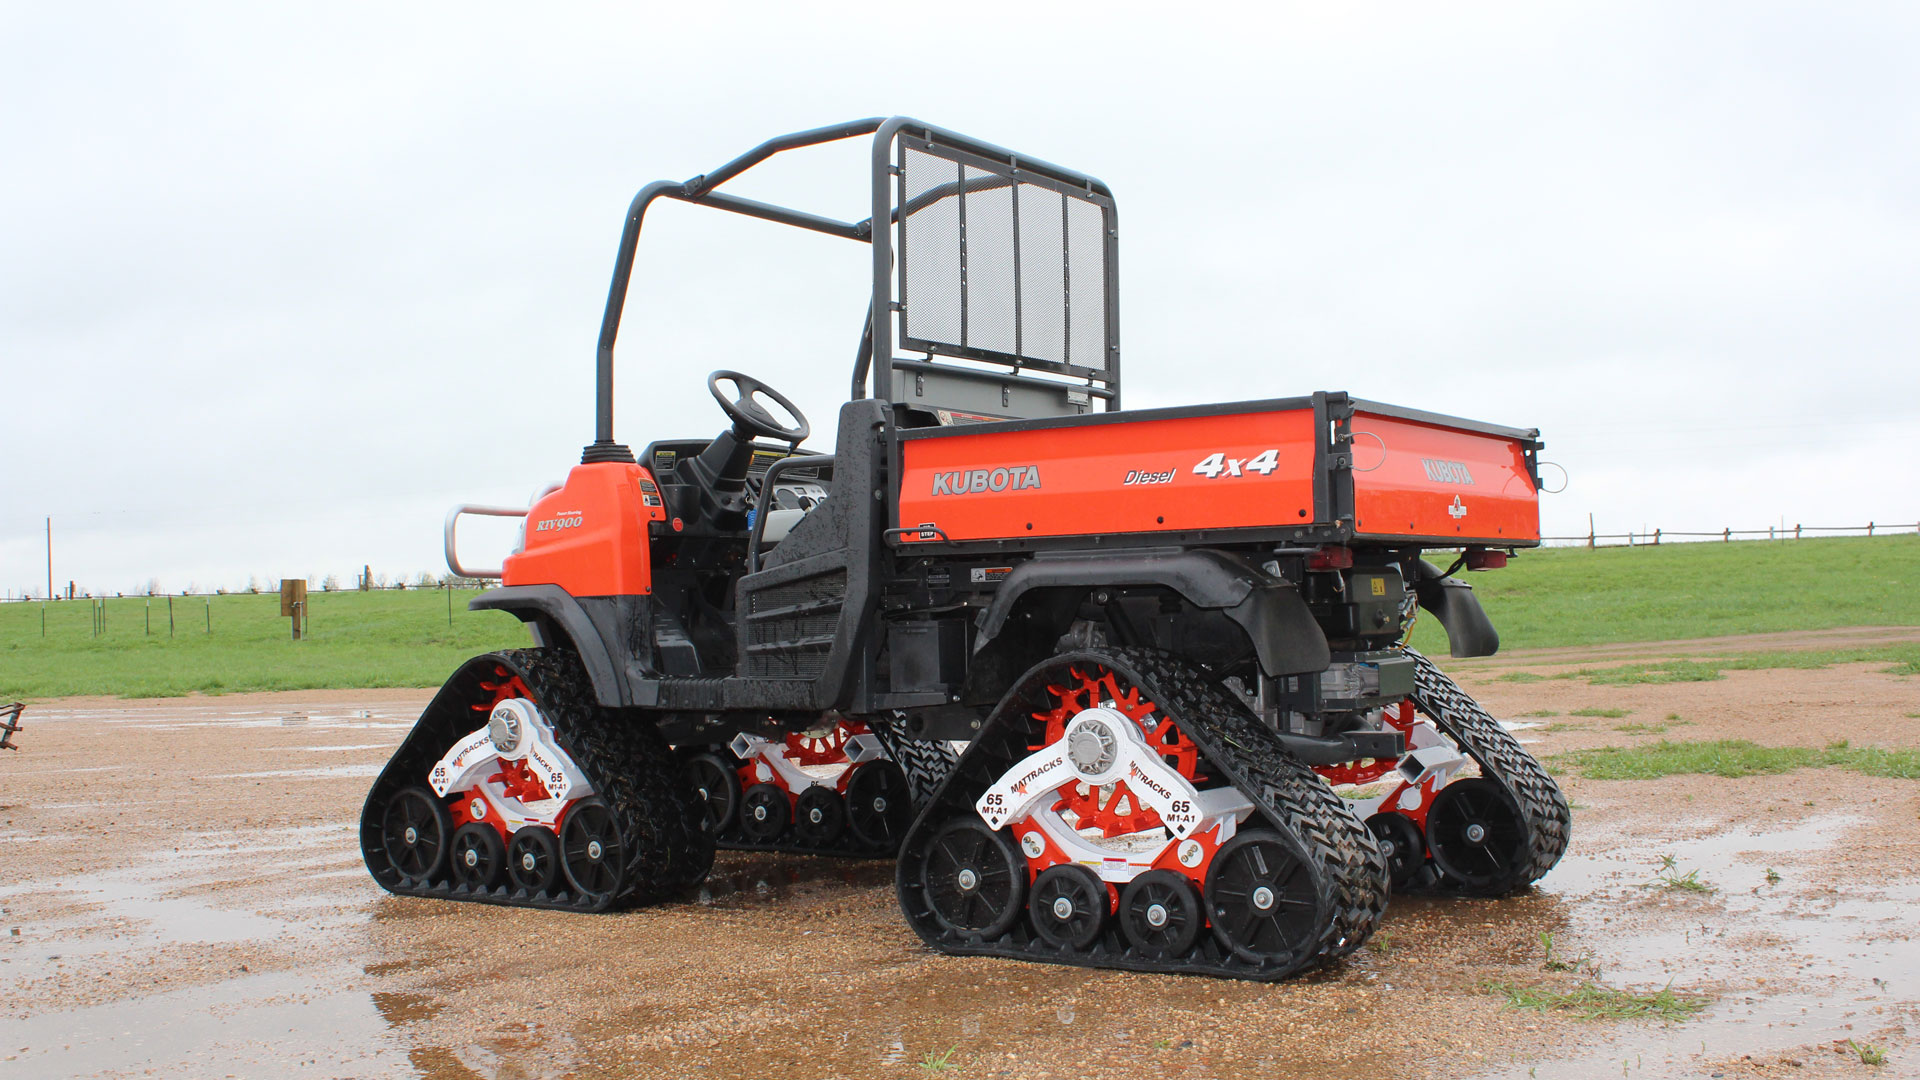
xmin=470 ymin=585 xmax=627 ymax=707
xmin=973 ymin=549 xmax=1331 ymax=677
xmin=1407 ymin=559 xmax=1500 ymax=658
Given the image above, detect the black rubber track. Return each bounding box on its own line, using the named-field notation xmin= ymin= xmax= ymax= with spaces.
xmin=1404 ymin=646 xmax=1572 ymax=894
xmin=896 ymin=647 xmax=1389 ymax=981
xmin=360 ymin=649 xmax=714 ymax=911
xmin=695 ymin=720 xmax=959 ymax=858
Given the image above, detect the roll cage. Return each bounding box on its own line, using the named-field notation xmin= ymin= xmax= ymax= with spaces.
xmin=581 ymin=117 xmax=1123 ymax=465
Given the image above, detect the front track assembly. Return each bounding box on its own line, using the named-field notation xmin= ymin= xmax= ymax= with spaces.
xmin=897 ymin=648 xmax=1390 ymax=981
xmin=360 ymin=649 xmax=713 ymax=911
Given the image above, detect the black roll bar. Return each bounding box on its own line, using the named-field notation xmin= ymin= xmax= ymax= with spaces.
xmin=581 ymin=117 xmax=1119 ymax=465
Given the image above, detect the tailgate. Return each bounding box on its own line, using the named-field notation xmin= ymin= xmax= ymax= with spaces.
xmin=1346 ymin=408 xmax=1540 ymax=545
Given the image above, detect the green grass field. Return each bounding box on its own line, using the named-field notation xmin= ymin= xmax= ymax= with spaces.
xmin=0 ymin=588 xmax=526 ymax=700
xmin=1 ymin=536 xmax=1914 ymax=700
xmin=1407 ymin=535 xmax=1918 ymax=655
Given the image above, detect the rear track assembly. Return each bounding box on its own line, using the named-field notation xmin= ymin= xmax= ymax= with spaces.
xmin=897 ymin=647 xmax=1389 ymax=981
xmin=680 ymin=719 xmax=958 ymax=858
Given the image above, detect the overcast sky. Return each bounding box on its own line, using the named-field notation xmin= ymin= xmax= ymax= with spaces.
xmin=3 ymin=2 xmax=1916 ymax=596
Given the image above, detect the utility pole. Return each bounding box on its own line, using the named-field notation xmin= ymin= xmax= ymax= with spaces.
xmin=46 ymin=517 xmax=52 ymax=601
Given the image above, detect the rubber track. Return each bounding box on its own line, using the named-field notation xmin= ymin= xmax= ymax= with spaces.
xmin=703 ymin=721 xmax=960 ymax=858
xmin=896 ymin=647 xmax=1389 ymax=981
xmin=360 ymin=649 xmax=713 ymax=911
xmin=1405 ymin=646 xmax=1571 ymax=893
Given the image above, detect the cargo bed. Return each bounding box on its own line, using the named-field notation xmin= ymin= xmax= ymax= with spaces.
xmin=892 ymin=391 xmax=1540 ymax=550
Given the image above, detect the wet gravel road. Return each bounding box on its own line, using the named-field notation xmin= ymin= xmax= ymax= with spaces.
xmin=1 ymin=638 xmax=1915 ymax=1079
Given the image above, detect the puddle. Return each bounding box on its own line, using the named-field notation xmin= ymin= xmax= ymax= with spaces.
xmin=372 ymin=990 xmax=442 ymax=1025
xmin=0 ymin=825 xmax=366 ymax=975
xmin=0 ymin=967 xmax=411 ymax=1078
xmin=1478 ymin=813 xmax=1920 ymax=1078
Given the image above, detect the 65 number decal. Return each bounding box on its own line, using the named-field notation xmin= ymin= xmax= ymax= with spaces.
xmin=1192 ymin=449 xmax=1279 ymax=479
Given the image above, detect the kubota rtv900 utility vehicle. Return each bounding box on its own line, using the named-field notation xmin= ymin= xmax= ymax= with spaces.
xmin=362 ymin=118 xmax=1568 ymax=981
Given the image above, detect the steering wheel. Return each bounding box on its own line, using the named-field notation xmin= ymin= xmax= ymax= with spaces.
xmin=708 ymin=370 xmax=810 ymax=444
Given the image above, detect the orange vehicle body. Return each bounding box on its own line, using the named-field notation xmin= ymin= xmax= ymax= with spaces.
xmin=501 ymin=463 xmax=668 ymax=596
xmin=897 ymin=399 xmax=1538 ymax=547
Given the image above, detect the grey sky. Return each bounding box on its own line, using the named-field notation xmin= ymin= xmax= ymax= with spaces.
xmin=3 ymin=2 xmax=1915 ymax=596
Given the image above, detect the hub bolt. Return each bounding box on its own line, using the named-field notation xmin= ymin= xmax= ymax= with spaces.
xmin=587 ymin=840 xmax=603 ymax=860
xmin=1466 ymin=823 xmax=1486 ymax=843
xmin=1052 ymin=896 xmax=1075 ymax=919
xmin=1252 ymin=886 xmax=1275 ymax=911
xmin=957 ymin=868 xmax=979 ymax=892
xmin=1146 ymin=902 xmax=1168 ymax=928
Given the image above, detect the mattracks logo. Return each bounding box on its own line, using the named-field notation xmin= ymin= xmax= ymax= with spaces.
xmin=1008 ymin=757 xmax=1062 ymax=796
xmin=931 ymin=465 xmax=1042 ymax=496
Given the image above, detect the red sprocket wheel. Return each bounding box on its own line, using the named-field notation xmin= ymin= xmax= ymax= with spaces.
xmin=1029 ymin=665 xmax=1202 ymax=839
xmin=449 ymin=665 xmax=557 ymax=838
xmin=784 ymin=718 xmax=866 ymax=766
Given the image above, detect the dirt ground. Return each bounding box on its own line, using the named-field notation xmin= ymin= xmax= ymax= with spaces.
xmin=2 ymin=631 xmax=1917 ymax=1079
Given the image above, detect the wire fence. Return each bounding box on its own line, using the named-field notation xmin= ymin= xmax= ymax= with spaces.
xmin=1542 ymin=521 xmax=1918 ymax=548
xmin=5 ymin=519 xmax=1915 ymax=602
xmin=0 ymin=577 xmax=493 ymax=604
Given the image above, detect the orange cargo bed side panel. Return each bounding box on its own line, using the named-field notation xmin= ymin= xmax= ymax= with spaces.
xmin=898 ymin=409 xmax=1320 ymax=543
xmin=1348 ymin=412 xmax=1539 ymax=544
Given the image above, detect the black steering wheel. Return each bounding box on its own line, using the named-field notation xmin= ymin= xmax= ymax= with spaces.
xmin=708 ymin=370 xmax=810 ymax=444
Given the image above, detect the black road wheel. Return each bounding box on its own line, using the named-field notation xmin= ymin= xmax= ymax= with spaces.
xmin=1119 ymin=869 xmax=1203 ymax=960
xmin=507 ymin=825 xmax=562 ymax=894
xmin=1205 ymin=829 xmax=1322 ymax=966
xmin=740 ymin=783 xmax=790 ymax=842
xmin=921 ymin=818 xmax=1026 ymax=940
xmin=560 ymin=799 xmax=626 ymax=902
xmin=1366 ymin=812 xmax=1427 ymax=892
xmin=449 ymin=822 xmax=506 ymax=890
xmin=381 ymin=787 xmax=452 ymax=887
xmin=685 ymin=752 xmax=740 ymax=834
xmin=1029 ymin=864 xmax=1110 ymax=951
xmin=1425 ymin=777 xmax=1530 ymax=894
xmin=792 ymin=786 xmax=846 ymax=847
xmin=844 ymin=760 xmax=914 ymax=851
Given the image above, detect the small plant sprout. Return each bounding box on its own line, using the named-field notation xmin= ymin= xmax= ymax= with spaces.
xmin=919 ymin=1046 xmax=958 ymax=1073
xmin=1764 ymin=867 xmax=1782 ymax=885
xmin=1845 ymin=1040 xmax=1887 ymax=1066
xmin=1540 ymin=931 xmax=1599 ymax=976
xmin=1647 ymin=854 xmax=1715 ymax=894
